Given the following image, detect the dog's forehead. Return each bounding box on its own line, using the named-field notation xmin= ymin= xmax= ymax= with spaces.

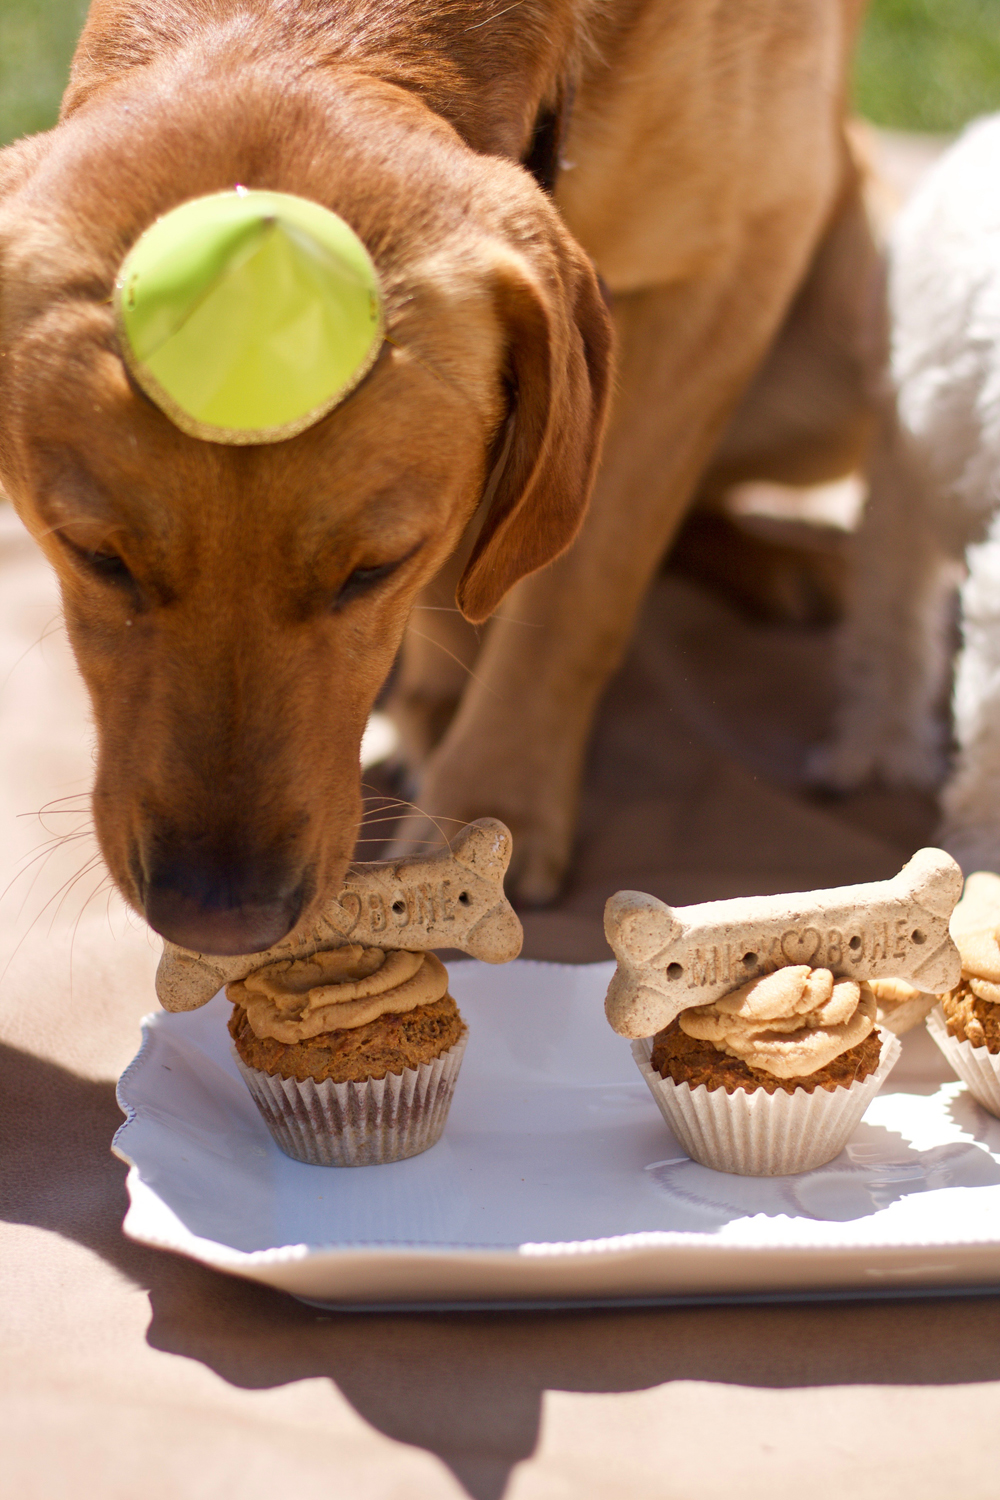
xmin=0 ymin=217 xmax=98 ymax=346
xmin=0 ymin=91 xmax=530 ymax=524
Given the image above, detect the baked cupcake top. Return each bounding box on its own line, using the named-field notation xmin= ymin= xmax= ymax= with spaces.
xmin=949 ymin=871 xmax=1000 ymax=1002
xmin=676 ymin=964 xmax=876 ymax=1079
xmin=226 ymin=945 xmax=448 ymax=1043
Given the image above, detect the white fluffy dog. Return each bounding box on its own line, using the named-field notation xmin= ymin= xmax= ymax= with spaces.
xmin=817 ymin=115 xmax=1000 ymax=873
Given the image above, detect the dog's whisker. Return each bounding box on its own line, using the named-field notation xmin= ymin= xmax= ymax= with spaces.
xmin=17 ymin=815 xmax=93 ymax=836
xmin=34 ymin=516 xmax=114 ymax=545
xmin=1 ymin=829 xmax=98 ymax=915
xmin=402 ymin=805 xmax=455 ymax=849
xmin=16 ymin=817 xmax=92 ymax=844
xmin=410 ymin=602 xmax=538 ymax=628
xmin=34 ymin=849 xmax=104 ymax=909
xmin=35 ymin=825 xmax=93 ymax=848
xmin=19 ymin=790 xmax=94 ymax=816
xmin=17 ymin=797 xmax=95 ymax=857
xmin=358 ymin=786 xmax=470 ymax=826
xmin=356 ymin=786 xmax=465 ymax=851
xmin=16 ymin=815 xmax=94 ymax=845
xmin=359 ymin=793 xmax=432 ymax=809
xmin=486 ymin=611 xmax=543 ymax=628
xmin=402 ymin=626 xmax=501 ymax=697
xmin=359 ymin=784 xmax=431 ymax=810
xmin=357 ymin=808 xmax=463 ymax=823
xmin=12 ymin=842 xmax=97 ymax=915
xmin=101 ymin=878 xmax=120 ymax=939
xmin=37 ymin=819 xmax=94 ymax=843
xmin=68 ymin=869 xmax=118 ymax=991
xmin=352 ymin=837 xmax=448 ymax=847
xmin=0 ymin=615 xmax=67 ymax=703
xmin=358 ymin=788 xmax=462 ymax=819
xmin=10 ymin=827 xmax=94 ymax=863
xmin=0 ymin=850 xmax=106 ymax=989
xmin=463 ymin=0 xmax=526 ymax=33
xmin=46 ymin=853 xmax=108 ymax=933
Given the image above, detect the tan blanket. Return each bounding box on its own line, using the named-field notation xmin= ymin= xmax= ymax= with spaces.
xmin=2 ymin=498 xmax=999 ymax=1499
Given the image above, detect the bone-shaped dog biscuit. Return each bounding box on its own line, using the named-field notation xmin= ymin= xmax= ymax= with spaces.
xmin=156 ymin=817 xmax=522 ymax=1012
xmin=603 ymin=847 xmax=963 ymax=1038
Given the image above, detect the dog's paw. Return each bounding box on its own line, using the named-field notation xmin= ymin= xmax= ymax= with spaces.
xmin=806 ymin=728 xmax=946 ymax=792
xmin=879 ymin=736 xmax=948 ymax=790
xmin=804 ymin=737 xmax=876 ymax=792
xmin=938 ymin=820 xmax=1000 ymax=880
xmin=383 ymin=769 xmax=576 ymax=908
xmin=385 ymin=809 xmax=570 ymax=908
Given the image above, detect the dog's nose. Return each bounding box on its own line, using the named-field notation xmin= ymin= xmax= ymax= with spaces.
xmin=141 ymin=854 xmax=306 ymax=955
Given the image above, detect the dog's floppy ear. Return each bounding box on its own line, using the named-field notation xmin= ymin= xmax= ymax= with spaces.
xmin=455 ymin=241 xmax=613 ymax=624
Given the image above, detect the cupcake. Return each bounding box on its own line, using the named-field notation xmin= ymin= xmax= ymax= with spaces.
xmin=632 ymin=964 xmax=900 ymax=1175
xmin=226 ymin=943 xmax=467 ymax=1166
xmin=926 ymin=870 xmax=1000 ymax=1118
xmin=868 ymin=977 xmax=936 ymax=1036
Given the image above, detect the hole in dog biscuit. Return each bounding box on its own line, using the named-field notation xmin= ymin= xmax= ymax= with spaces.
xmin=666 ymin=963 xmax=683 ymax=981
xmin=458 ymin=891 xmax=471 ymax=906
xmin=391 ymin=899 xmax=406 ymax=915
xmin=849 ymin=935 xmax=862 ymax=954
xmin=742 ymin=951 xmax=757 ymax=967
xmin=912 ymin=929 xmax=926 ymax=944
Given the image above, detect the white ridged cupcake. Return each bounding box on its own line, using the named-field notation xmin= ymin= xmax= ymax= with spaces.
xmin=633 ymin=966 xmax=900 ymax=1176
xmin=633 ymin=1028 xmax=899 ymax=1176
xmin=233 ymin=1033 xmax=467 ymax=1167
xmin=227 ymin=945 xmax=467 ymax=1167
xmin=927 ymin=871 xmax=1000 ymax=1121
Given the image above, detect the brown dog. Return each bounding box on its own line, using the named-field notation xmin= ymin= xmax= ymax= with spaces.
xmin=0 ymin=1 xmax=876 ymax=953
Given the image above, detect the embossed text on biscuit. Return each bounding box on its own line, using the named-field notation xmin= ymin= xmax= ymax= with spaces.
xmin=603 ymin=848 xmax=963 ymax=1038
xmin=156 ymin=818 xmax=521 ymax=1012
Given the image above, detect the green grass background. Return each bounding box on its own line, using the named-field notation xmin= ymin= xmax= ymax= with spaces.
xmin=2 ymin=0 xmax=1000 ymax=146
xmin=855 ymin=0 xmax=1000 ymax=132
xmin=0 ymin=0 xmax=88 ymax=148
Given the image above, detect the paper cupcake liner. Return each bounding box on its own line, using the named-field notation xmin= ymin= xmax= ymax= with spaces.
xmin=875 ymin=992 xmax=936 ymax=1037
xmin=631 ymin=1027 xmax=901 ymax=1177
xmin=234 ymin=1028 xmax=467 ymax=1167
xmin=926 ymin=1005 xmax=1000 ymax=1119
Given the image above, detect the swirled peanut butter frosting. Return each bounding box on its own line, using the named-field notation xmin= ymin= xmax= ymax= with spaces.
xmin=949 ymin=870 xmax=1000 ymax=1003
xmin=226 ymin=945 xmax=449 ymax=1043
xmin=678 ymin=964 xmax=876 ymax=1078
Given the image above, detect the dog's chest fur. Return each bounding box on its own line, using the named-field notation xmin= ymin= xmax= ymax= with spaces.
xmin=558 ymin=1 xmax=853 ymax=291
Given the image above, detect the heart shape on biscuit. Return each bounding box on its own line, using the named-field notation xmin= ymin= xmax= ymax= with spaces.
xmin=330 ymin=890 xmax=362 ymax=933
xmin=781 ymin=927 xmax=821 ymax=964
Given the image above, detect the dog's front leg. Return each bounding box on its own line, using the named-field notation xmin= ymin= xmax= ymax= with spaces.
xmin=392 ymin=270 xmax=812 ymax=902
xmin=809 ymin=401 xmax=957 ymax=794
xmin=940 ymin=514 xmax=1000 ymax=873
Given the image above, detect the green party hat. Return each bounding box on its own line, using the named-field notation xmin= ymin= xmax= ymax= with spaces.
xmin=114 ymin=189 xmax=384 ymax=444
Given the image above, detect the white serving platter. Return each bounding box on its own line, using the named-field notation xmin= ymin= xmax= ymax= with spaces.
xmin=113 ymin=959 xmax=1000 ymax=1306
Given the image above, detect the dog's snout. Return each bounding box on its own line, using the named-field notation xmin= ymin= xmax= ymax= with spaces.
xmin=140 ymin=847 xmax=308 ymax=955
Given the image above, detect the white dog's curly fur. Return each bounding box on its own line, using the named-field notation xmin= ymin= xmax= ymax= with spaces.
xmin=816 ymin=115 xmax=1000 ymax=874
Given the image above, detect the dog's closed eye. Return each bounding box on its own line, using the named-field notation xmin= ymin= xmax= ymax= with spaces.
xmin=78 ymin=546 xmax=134 ymax=586
xmin=60 ymin=535 xmax=136 ymax=590
xmin=331 ymin=546 xmax=420 ymax=611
